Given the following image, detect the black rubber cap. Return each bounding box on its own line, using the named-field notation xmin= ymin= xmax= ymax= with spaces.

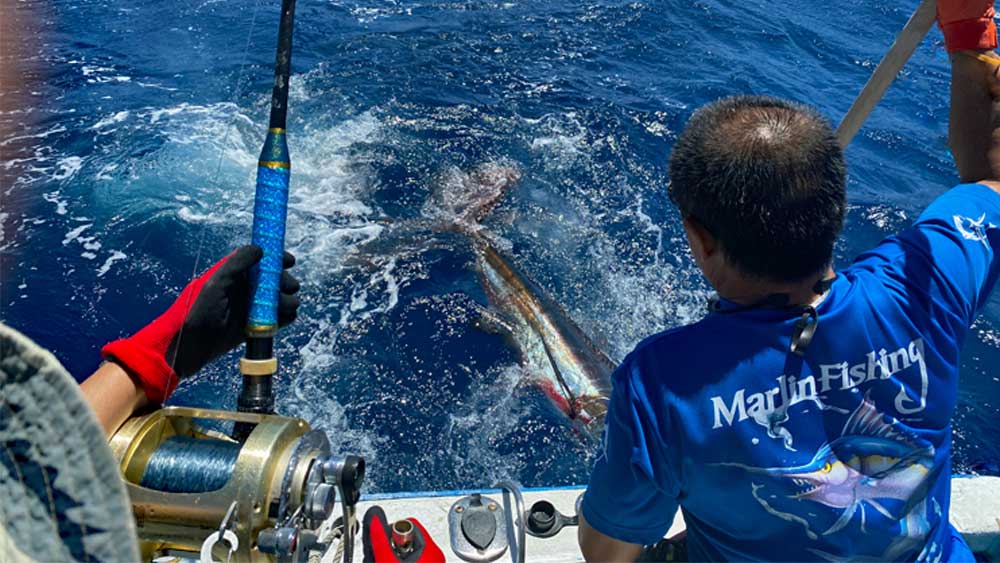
xmin=528 ymin=501 xmax=556 ymax=534
xmin=461 ymin=508 xmax=497 ymax=550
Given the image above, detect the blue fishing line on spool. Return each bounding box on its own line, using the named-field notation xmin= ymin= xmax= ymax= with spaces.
xmin=140 ymin=436 xmax=241 ymax=493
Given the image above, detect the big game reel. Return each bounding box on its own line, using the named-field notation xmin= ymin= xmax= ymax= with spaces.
xmin=110 ymin=407 xmax=364 ymax=561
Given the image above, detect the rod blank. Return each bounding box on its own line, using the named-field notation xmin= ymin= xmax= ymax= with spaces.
xmin=836 ymin=0 xmax=938 ymax=148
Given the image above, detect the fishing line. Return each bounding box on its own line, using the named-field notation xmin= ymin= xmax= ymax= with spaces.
xmin=140 ymin=436 xmax=242 ymax=493
xmin=186 ymin=0 xmax=264 ymax=273
xmin=167 ymin=0 xmax=264 ymax=374
xmin=538 ymin=336 xmax=581 ymax=420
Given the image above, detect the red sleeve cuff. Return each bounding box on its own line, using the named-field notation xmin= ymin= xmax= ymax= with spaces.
xmin=102 ymin=339 xmax=178 ymax=404
xmin=940 ymin=17 xmax=998 ymax=53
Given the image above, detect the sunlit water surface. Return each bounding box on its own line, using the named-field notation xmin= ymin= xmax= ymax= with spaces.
xmin=2 ymin=0 xmax=998 ymax=492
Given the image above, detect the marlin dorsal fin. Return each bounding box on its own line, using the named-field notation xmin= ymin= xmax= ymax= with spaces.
xmin=842 ymin=396 xmax=903 ymax=441
xmin=841 ymin=395 xmax=935 ymax=460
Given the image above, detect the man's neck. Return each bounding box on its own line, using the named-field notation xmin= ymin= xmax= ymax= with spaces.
xmin=717 ymin=267 xmax=836 ymax=307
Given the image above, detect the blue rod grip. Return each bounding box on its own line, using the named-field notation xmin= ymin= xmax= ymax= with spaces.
xmin=248 ymin=129 xmax=290 ymax=333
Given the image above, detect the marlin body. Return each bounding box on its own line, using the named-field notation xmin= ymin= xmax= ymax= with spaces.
xmin=474 ymin=236 xmax=615 ymax=431
xmin=722 ymin=397 xmax=936 ymax=542
xmin=431 ymin=163 xmax=615 ymax=432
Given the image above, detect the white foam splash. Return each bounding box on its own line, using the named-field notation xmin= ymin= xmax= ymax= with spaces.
xmin=349 ymin=5 xmax=412 ymax=23
xmin=280 ymin=111 xmax=387 ymax=281
xmin=62 ymin=224 xmax=92 ymax=246
xmin=528 ymin=112 xmax=587 ymax=168
xmin=298 ymin=319 xmax=340 ymax=374
xmin=442 ymin=365 xmax=534 ymax=486
xmin=81 ymin=65 xmax=113 ymax=76
xmin=864 ymin=204 xmax=908 ymax=231
xmin=52 ymin=156 xmax=83 ymax=181
xmin=96 ymin=251 xmax=127 ymax=278
xmin=42 ymin=192 xmax=68 ymax=215
xmin=136 ymin=81 xmax=178 ymax=92
xmin=91 ymin=111 xmax=130 ymax=131
xmin=628 ymin=195 xmax=664 ymax=266
xmin=95 ymin=163 xmax=118 ymax=181
xmin=0 ymin=124 xmax=67 ymax=147
xmin=177 ymin=206 xmax=241 ymax=225
xmin=422 ymin=161 xmax=521 ymax=229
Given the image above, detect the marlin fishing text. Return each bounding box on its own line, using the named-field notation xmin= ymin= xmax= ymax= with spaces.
xmin=711 ymin=338 xmax=929 ymax=430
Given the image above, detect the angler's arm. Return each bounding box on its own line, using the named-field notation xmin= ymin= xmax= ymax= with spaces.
xmin=949 ymin=51 xmax=1000 ymax=192
xmin=80 ymin=362 xmax=149 ymax=436
xmin=578 ymin=361 xmax=678 ymax=562
xmin=579 ymin=514 xmax=643 ymax=562
xmin=80 ymin=246 xmax=300 ymax=436
xmin=863 ymin=20 xmax=1000 ymax=329
xmin=942 ymin=0 xmax=1000 ymax=191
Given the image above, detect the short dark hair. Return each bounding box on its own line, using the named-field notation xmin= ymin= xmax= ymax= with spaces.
xmin=668 ymin=95 xmax=847 ymax=282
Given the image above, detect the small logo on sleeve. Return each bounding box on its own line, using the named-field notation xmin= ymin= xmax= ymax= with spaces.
xmin=953 ymin=213 xmax=995 ymax=248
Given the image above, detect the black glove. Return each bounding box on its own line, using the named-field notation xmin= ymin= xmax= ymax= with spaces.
xmin=102 ymin=245 xmax=300 ymax=402
xmin=169 ymin=244 xmax=300 ymax=378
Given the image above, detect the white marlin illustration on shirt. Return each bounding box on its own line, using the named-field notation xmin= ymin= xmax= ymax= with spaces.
xmin=953 ymin=213 xmax=997 ymax=248
xmin=717 ymin=396 xmax=935 ymax=541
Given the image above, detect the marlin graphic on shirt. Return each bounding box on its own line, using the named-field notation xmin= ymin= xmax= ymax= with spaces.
xmin=718 ymin=396 xmax=935 ymax=539
xmin=953 ymin=213 xmax=997 ymax=248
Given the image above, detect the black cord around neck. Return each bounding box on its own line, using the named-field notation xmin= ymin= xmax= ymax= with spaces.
xmin=707 ymin=276 xmax=834 ymax=356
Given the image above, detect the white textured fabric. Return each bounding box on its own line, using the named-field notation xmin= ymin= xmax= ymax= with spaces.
xmin=0 ymin=322 xmax=140 ymax=562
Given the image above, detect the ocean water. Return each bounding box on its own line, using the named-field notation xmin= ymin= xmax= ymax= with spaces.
xmin=1 ymin=0 xmax=998 ymax=493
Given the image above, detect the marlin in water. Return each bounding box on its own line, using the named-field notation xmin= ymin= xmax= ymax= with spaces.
xmin=721 ymin=396 xmax=935 ymax=538
xmin=423 ymin=163 xmax=615 ymax=432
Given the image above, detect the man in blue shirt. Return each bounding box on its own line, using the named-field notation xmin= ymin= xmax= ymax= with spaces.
xmin=578 ymin=2 xmax=1000 ymax=561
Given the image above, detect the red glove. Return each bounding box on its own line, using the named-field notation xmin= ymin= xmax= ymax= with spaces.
xmin=938 ymin=0 xmax=997 ymax=52
xmin=363 ymin=506 xmax=445 ymax=563
xmin=102 ymin=245 xmax=300 ymax=403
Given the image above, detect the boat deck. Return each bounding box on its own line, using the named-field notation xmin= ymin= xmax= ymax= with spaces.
xmin=320 ymin=476 xmax=1000 ymax=562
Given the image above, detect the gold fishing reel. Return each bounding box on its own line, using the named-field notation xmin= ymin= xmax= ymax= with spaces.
xmin=109 ymin=407 xmax=364 ymax=562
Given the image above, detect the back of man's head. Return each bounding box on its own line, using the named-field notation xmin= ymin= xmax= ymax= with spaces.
xmin=668 ymin=95 xmax=847 ymax=282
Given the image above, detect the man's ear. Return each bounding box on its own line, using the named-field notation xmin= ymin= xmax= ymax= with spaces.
xmin=682 ymin=217 xmax=717 ymax=262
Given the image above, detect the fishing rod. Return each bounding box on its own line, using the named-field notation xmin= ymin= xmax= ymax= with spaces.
xmin=236 ymin=0 xmax=298 ymax=440
xmin=836 ymin=0 xmax=937 ymax=147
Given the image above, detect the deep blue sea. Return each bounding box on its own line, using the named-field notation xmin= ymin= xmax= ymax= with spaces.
xmin=2 ymin=0 xmax=998 ymax=493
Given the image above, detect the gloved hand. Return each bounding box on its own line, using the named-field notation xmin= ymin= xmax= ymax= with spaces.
xmin=363 ymin=506 xmax=445 ymax=563
xmin=102 ymin=245 xmax=300 ymax=403
xmin=938 ymin=0 xmax=997 ymax=52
